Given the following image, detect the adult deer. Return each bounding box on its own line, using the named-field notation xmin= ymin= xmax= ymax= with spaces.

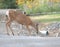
xmin=6 ymin=9 xmax=38 ymax=36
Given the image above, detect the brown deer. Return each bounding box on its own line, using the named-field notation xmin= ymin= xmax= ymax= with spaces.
xmin=6 ymin=9 xmax=38 ymax=36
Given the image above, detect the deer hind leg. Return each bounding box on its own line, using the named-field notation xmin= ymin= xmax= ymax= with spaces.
xmin=6 ymin=20 xmax=14 ymax=36
xmin=26 ymin=25 xmax=31 ymax=35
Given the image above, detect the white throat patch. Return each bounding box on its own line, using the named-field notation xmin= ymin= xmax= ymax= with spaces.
xmin=6 ymin=10 xmax=9 ymax=16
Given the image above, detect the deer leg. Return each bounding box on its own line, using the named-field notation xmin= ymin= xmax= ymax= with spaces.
xmin=26 ymin=25 xmax=31 ymax=35
xmin=6 ymin=23 xmax=10 ymax=35
xmin=9 ymin=24 xmax=14 ymax=36
xmin=6 ymin=20 xmax=14 ymax=36
xmin=6 ymin=19 xmax=11 ymax=35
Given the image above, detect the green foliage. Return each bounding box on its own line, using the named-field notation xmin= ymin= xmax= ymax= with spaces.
xmin=18 ymin=4 xmax=24 ymax=10
xmin=52 ymin=4 xmax=60 ymax=12
xmin=25 ymin=3 xmax=60 ymax=15
xmin=0 ymin=0 xmax=18 ymax=9
xmin=0 ymin=0 xmax=59 ymax=14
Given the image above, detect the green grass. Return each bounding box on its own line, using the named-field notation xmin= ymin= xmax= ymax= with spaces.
xmin=38 ymin=18 xmax=60 ymax=22
xmin=30 ymin=14 xmax=60 ymax=23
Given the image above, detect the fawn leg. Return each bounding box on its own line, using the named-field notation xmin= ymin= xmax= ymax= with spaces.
xmin=6 ymin=20 xmax=14 ymax=36
xmin=6 ymin=19 xmax=11 ymax=35
xmin=26 ymin=25 xmax=31 ymax=35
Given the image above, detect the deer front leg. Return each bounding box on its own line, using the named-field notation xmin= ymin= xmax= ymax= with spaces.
xmin=26 ymin=25 xmax=31 ymax=36
xmin=6 ymin=20 xmax=11 ymax=35
xmin=6 ymin=20 xmax=14 ymax=36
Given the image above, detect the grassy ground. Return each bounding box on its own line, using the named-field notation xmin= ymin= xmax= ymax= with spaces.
xmin=30 ymin=14 xmax=60 ymax=23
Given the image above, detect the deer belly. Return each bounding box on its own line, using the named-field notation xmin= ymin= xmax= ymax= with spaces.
xmin=14 ymin=18 xmax=25 ymax=25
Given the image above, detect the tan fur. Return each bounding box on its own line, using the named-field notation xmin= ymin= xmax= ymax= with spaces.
xmin=6 ymin=9 xmax=38 ymax=35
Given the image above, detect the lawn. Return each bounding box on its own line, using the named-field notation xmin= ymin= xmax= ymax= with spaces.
xmin=30 ymin=14 xmax=60 ymax=23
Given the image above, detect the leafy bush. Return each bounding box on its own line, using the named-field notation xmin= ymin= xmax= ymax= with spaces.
xmin=0 ymin=0 xmax=18 ymax=9
xmin=18 ymin=3 xmax=60 ymax=15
